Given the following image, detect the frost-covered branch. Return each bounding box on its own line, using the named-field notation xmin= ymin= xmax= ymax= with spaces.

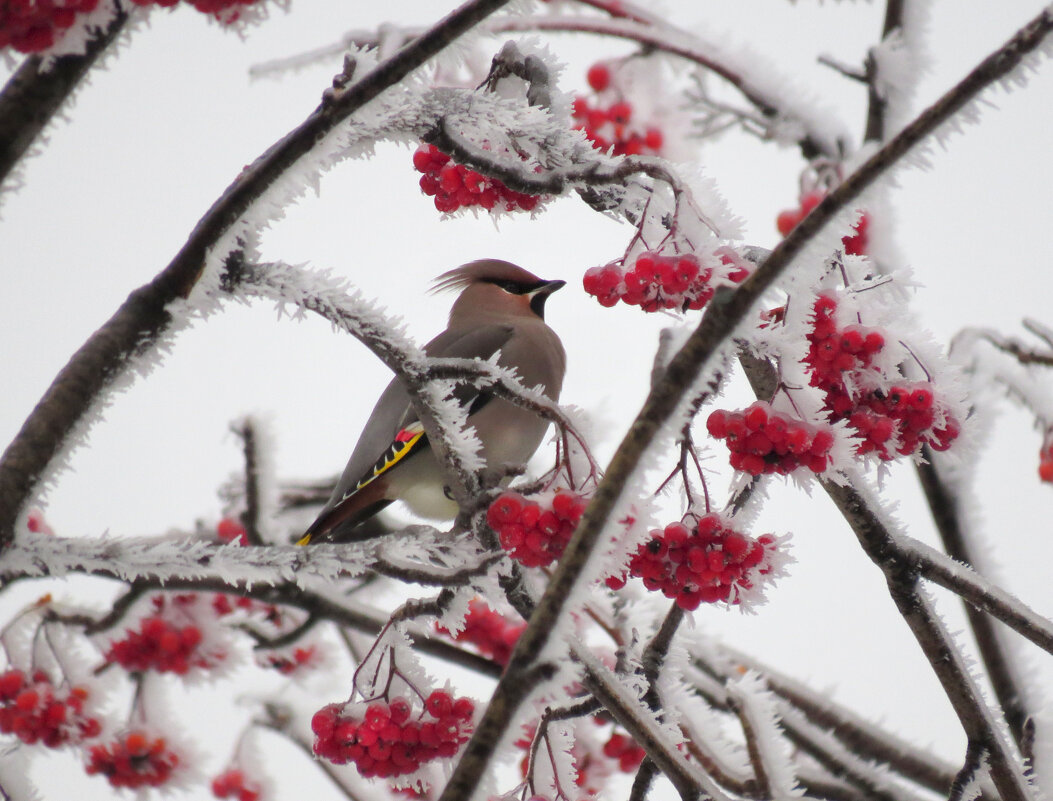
xmin=915 ymin=451 xmax=1033 ymax=750
xmin=899 ymin=536 xmax=1053 ymax=656
xmin=0 ymin=7 xmax=129 ymax=194
xmin=232 ymin=418 xmax=267 ymax=547
xmin=822 ymin=474 xmax=1033 ymax=801
xmin=490 ymin=14 xmax=848 ymax=158
xmin=0 ymin=0 xmax=516 ymax=550
xmin=689 ymin=644 xmax=979 ymax=799
xmin=0 ymin=531 xmax=467 ymax=588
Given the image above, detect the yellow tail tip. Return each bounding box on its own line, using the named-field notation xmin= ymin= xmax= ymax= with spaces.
xmin=296 ymin=533 xmax=312 ymax=546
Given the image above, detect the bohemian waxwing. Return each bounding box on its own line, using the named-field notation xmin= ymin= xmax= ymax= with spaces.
xmin=298 ymin=259 xmax=566 ymax=545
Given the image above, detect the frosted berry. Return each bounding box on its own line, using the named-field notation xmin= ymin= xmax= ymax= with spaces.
xmin=602 ymin=731 xmax=647 ymax=773
xmin=260 ymin=645 xmax=317 ymax=675
xmin=776 ymin=191 xmax=869 ymax=255
xmin=1040 ymin=431 xmax=1053 ymax=483
xmin=586 ymin=63 xmax=611 ymax=92
xmin=584 ymin=249 xmax=748 ymax=313
xmin=571 ymin=65 xmax=665 ymax=157
xmin=803 ymin=292 xmax=960 ymax=459
xmin=435 ymin=600 xmax=525 ymax=665
xmin=212 ymin=768 xmax=262 ymax=801
xmin=413 ymin=144 xmax=544 ymax=214
xmin=486 ymin=490 xmax=587 ymax=568
xmin=707 ymin=402 xmax=834 ymax=476
xmin=608 ymin=514 xmax=781 ymax=610
xmin=0 ymin=669 xmax=101 ymax=748
xmin=311 ymin=694 xmax=475 ymax=777
xmin=0 ymin=0 xmax=100 ymax=54
xmin=106 ymin=595 xmax=225 ymax=675
xmin=217 ymin=517 xmax=248 ymax=546
xmin=85 ymin=730 xmax=179 ymax=789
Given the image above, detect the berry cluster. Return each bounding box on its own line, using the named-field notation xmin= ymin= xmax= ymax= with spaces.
xmin=0 ymin=0 xmax=97 ymax=54
xmin=0 ymin=669 xmax=101 ymax=747
xmin=486 ymin=490 xmax=588 ymax=568
xmin=435 ymin=600 xmax=525 ymax=666
xmin=260 ymin=645 xmax=316 ymax=675
xmin=706 ymin=402 xmax=834 ymax=476
xmin=776 ymin=191 xmax=870 ymax=256
xmin=211 ymin=592 xmax=281 ymax=625
xmin=571 ymin=64 xmax=664 ymax=156
xmin=805 ymin=292 xmax=959 ymax=458
xmin=1041 ymin=431 xmax=1053 ymax=483
xmin=602 ymin=731 xmax=646 ymax=773
xmin=85 ymin=731 xmax=180 ymax=789
xmin=311 ymin=691 xmax=475 ymax=778
xmin=106 ymin=595 xmax=225 ymax=674
xmin=217 ymin=517 xmax=248 ymax=546
xmin=584 ymin=249 xmax=749 ymax=313
xmin=607 ymin=515 xmax=777 ymax=610
xmin=413 ymin=144 xmax=542 ymax=214
xmin=212 ymin=768 xmax=261 ymax=801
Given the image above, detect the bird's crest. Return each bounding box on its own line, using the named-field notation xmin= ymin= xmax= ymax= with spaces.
xmin=431 ymin=259 xmax=544 ymax=294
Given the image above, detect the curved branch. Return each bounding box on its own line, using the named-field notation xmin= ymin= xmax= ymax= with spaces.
xmin=0 ymin=8 xmax=129 ymax=192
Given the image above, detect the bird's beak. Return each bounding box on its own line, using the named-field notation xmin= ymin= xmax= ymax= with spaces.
xmin=527 ymin=279 xmax=565 ymax=318
xmin=532 ymin=279 xmax=566 ymax=297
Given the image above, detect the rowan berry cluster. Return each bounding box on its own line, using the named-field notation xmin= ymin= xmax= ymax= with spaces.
xmin=486 ymin=490 xmax=588 ymax=568
xmin=0 ymin=0 xmax=96 ymax=53
xmin=1040 ymin=431 xmax=1053 ymax=483
xmin=805 ymin=292 xmax=960 ymax=458
xmin=259 ymin=645 xmax=316 ymax=675
xmin=572 ymin=63 xmax=664 ymax=156
xmin=311 ymin=691 xmax=475 ymax=778
xmin=0 ymin=669 xmax=101 ymax=747
xmin=85 ymin=730 xmax=180 ymax=789
xmin=106 ymin=594 xmax=225 ymax=675
xmin=211 ymin=768 xmax=262 ymax=801
xmin=776 ymin=191 xmax=870 ymax=256
xmin=413 ymin=144 xmax=542 ymax=214
xmin=583 ymin=249 xmax=749 ymax=312
xmin=435 ymin=600 xmax=525 ymax=666
xmin=607 ymin=515 xmax=777 ymax=610
xmin=602 ymin=731 xmax=646 ymax=773
xmin=217 ymin=517 xmax=248 ymax=545
xmin=706 ymin=403 xmax=834 ymax=476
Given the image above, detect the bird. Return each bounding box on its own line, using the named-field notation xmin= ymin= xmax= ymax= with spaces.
xmin=298 ymin=259 xmax=567 ymax=545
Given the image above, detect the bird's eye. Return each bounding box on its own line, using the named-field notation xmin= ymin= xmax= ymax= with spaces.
xmin=495 ymin=280 xmax=525 ymax=294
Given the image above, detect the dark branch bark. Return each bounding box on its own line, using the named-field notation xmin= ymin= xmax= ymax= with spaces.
xmin=0 ymin=10 xmax=129 ymax=190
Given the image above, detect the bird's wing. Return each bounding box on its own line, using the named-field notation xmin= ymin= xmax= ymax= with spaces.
xmin=299 ymin=324 xmax=515 ymax=543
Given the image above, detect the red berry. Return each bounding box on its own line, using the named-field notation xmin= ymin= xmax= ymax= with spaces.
xmin=586 ymin=63 xmax=611 ymax=92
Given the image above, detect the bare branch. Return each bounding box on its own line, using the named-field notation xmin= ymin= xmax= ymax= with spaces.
xmin=0 ymin=8 xmax=129 ymax=192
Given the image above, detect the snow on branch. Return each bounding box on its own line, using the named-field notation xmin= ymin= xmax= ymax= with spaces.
xmin=897 ymin=536 xmax=1053 ymax=657
xmin=822 ymin=472 xmax=1034 ymax=801
xmin=0 ymin=528 xmax=501 ymax=590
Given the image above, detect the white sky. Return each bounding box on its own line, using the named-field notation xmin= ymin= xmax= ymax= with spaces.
xmin=1 ymin=1 xmax=1052 ymax=798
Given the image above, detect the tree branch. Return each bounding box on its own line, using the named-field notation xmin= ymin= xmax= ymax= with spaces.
xmin=0 ymin=8 xmax=129 ymax=192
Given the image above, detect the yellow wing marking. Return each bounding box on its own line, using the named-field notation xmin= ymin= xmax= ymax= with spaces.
xmin=348 ymin=422 xmax=427 ymax=497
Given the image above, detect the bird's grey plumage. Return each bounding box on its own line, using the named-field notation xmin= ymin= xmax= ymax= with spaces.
xmin=301 ymin=259 xmax=566 ymax=544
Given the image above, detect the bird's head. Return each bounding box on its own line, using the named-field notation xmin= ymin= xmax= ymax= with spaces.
xmin=433 ymin=259 xmax=566 ymax=322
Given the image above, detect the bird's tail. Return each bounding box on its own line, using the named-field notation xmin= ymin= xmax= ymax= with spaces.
xmin=297 ymin=479 xmax=393 ymax=545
